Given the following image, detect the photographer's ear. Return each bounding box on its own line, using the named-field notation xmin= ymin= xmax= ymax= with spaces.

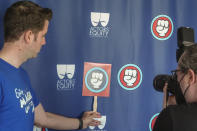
xmin=23 ymin=30 xmax=34 ymax=44
xmin=188 ymin=69 xmax=196 ymax=85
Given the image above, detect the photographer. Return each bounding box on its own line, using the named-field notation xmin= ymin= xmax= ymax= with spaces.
xmin=153 ymin=44 xmax=197 ymax=131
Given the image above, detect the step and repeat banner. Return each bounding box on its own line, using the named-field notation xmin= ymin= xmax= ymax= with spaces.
xmin=1 ymin=0 xmax=197 ymax=131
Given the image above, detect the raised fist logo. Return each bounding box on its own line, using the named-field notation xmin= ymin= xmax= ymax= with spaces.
xmin=123 ymin=69 xmax=137 ymax=86
xmin=84 ymin=66 xmax=110 ymax=94
xmin=156 ymin=20 xmax=169 ymax=37
xmin=90 ymin=72 xmax=103 ymax=89
xmin=151 ymin=15 xmax=173 ymax=40
xmin=118 ymin=64 xmax=142 ymax=90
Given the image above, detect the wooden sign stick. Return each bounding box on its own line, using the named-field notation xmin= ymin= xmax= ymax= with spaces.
xmin=93 ymin=96 xmax=97 ymax=112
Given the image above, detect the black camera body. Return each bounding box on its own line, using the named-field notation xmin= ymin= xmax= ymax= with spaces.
xmin=153 ymin=74 xmax=175 ymax=94
xmin=176 ymin=27 xmax=195 ymax=62
xmin=153 ymin=74 xmax=186 ymax=104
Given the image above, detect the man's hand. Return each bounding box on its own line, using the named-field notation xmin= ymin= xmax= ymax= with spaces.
xmin=81 ymin=111 xmax=101 ymax=129
xmin=162 ymin=83 xmax=168 ymax=108
xmin=34 ymin=104 xmax=101 ymax=130
xmin=162 ymin=83 xmax=176 ymax=109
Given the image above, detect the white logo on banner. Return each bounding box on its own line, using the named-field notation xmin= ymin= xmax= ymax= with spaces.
xmin=151 ymin=15 xmax=173 ymax=40
xmin=91 ymin=72 xmax=103 ymax=89
xmin=123 ymin=69 xmax=137 ymax=86
xmin=89 ymin=115 xmax=107 ymax=131
xmin=89 ymin=12 xmax=110 ymax=38
xmin=33 ymin=126 xmax=41 ymax=131
xmin=15 ymin=88 xmax=34 ymax=114
xmin=33 ymin=126 xmax=48 ymax=131
xmin=56 ymin=64 xmax=76 ymax=90
xmin=156 ymin=20 xmax=169 ymax=37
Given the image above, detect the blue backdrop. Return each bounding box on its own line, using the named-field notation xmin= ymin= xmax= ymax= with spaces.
xmin=0 ymin=0 xmax=197 ymax=131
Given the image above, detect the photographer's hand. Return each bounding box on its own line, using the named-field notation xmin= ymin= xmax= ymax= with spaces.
xmin=162 ymin=83 xmax=177 ymax=109
xmin=162 ymin=83 xmax=168 ymax=109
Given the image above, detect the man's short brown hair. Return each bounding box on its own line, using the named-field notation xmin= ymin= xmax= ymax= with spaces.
xmin=179 ymin=44 xmax=197 ymax=74
xmin=4 ymin=1 xmax=52 ymax=42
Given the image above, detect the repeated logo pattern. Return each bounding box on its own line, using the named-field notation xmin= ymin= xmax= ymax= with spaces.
xmin=118 ymin=64 xmax=142 ymax=90
xmin=85 ymin=67 xmax=108 ymax=93
xmin=53 ymin=11 xmax=169 ymax=131
xmin=33 ymin=126 xmax=48 ymax=131
xmin=151 ymin=15 xmax=173 ymax=40
xmin=89 ymin=12 xmax=110 ymax=38
xmin=56 ymin=64 xmax=76 ymax=90
xmin=149 ymin=113 xmax=159 ymax=131
xmin=89 ymin=115 xmax=107 ymax=130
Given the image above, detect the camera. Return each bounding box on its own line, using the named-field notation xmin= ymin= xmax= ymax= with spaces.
xmin=153 ymin=74 xmax=187 ymax=104
xmin=153 ymin=75 xmax=175 ymax=94
xmin=153 ymin=27 xmax=195 ymax=104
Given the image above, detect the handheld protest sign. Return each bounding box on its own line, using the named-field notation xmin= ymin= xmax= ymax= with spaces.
xmin=82 ymin=62 xmax=111 ymax=111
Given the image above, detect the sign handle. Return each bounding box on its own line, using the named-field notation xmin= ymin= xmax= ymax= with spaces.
xmin=93 ymin=96 xmax=97 ymax=112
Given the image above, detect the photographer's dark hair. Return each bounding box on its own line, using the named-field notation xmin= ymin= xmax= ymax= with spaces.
xmin=179 ymin=44 xmax=197 ymax=74
xmin=4 ymin=1 xmax=53 ymax=42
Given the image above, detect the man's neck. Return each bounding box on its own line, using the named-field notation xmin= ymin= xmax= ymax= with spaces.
xmin=185 ymin=83 xmax=197 ymax=103
xmin=0 ymin=42 xmax=28 ymax=68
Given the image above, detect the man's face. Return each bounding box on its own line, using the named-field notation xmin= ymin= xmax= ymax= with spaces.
xmin=30 ymin=20 xmax=49 ymax=58
xmin=176 ymin=66 xmax=186 ymax=93
xmin=176 ymin=53 xmax=189 ymax=100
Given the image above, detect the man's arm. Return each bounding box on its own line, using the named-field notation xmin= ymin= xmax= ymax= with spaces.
xmin=34 ymin=103 xmax=101 ymax=130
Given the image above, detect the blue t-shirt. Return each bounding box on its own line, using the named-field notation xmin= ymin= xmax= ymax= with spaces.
xmin=0 ymin=59 xmax=39 ymax=131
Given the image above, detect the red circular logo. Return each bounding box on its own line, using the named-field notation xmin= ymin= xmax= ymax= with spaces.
xmin=149 ymin=113 xmax=159 ymax=131
xmin=118 ymin=64 xmax=142 ymax=90
xmin=151 ymin=15 xmax=173 ymax=40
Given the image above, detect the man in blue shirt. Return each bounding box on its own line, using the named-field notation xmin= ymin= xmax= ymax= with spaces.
xmin=0 ymin=1 xmax=100 ymax=131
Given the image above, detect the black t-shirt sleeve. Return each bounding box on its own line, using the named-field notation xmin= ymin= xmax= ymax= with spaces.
xmin=153 ymin=108 xmax=173 ymax=131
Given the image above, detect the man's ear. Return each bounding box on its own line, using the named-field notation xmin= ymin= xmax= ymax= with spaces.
xmin=188 ymin=69 xmax=196 ymax=84
xmin=23 ymin=30 xmax=34 ymax=44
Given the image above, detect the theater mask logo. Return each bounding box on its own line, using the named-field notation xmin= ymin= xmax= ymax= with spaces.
xmin=151 ymin=15 xmax=173 ymax=40
xmin=118 ymin=64 xmax=142 ymax=90
xmin=149 ymin=113 xmax=159 ymax=131
xmin=56 ymin=64 xmax=76 ymax=90
xmin=89 ymin=115 xmax=107 ymax=130
xmin=89 ymin=12 xmax=110 ymax=38
xmin=33 ymin=126 xmax=48 ymax=131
